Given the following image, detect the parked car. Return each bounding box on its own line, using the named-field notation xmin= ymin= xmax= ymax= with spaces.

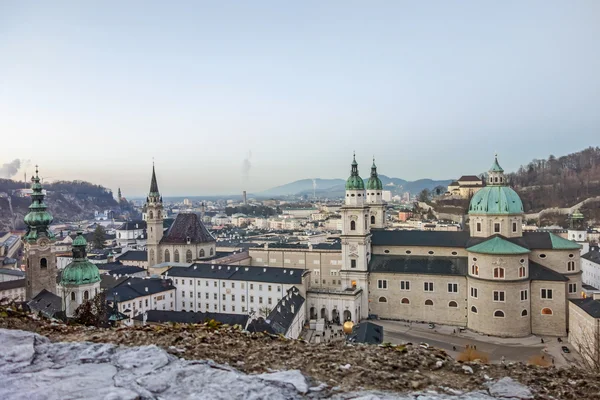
xmin=420 ymin=342 xmax=430 ymax=349
xmin=561 ymin=346 xmax=570 ymax=353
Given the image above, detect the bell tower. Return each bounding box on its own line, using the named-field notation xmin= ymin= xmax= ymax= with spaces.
xmin=146 ymin=163 xmax=164 ymax=266
xmin=366 ymin=158 xmax=387 ymax=229
xmin=23 ymin=166 xmax=57 ymax=299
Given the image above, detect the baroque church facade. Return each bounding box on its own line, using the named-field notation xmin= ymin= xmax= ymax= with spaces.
xmin=305 ymin=155 xmax=582 ymax=337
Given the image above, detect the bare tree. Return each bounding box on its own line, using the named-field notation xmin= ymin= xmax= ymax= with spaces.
xmin=572 ymin=323 xmax=600 ymax=371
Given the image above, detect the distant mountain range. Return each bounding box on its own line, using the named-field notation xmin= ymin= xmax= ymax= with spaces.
xmin=257 ymin=175 xmax=452 ymax=198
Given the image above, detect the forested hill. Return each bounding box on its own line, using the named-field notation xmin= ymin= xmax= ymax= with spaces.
xmin=0 ymin=179 xmax=119 ymax=231
xmin=507 ymin=146 xmax=600 ymax=212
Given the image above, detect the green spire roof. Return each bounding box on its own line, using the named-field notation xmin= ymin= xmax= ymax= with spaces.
xmin=60 ymin=232 xmax=101 ymax=286
xmin=467 ymin=236 xmax=530 ymax=255
xmin=345 ymin=153 xmax=365 ymax=190
xmin=549 ymin=233 xmax=581 ymax=250
xmin=23 ymin=166 xmax=54 ymax=242
xmin=490 ymin=154 xmax=504 ymax=172
xmin=571 ymin=209 xmax=584 ymax=220
xmin=469 ymin=186 xmax=523 ymax=215
xmin=366 ymin=158 xmax=383 ymax=190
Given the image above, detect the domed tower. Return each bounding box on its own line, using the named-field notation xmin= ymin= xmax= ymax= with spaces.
xmin=146 ymin=163 xmax=164 ymax=266
xmin=468 ymin=155 xmax=524 ymax=238
xmin=59 ymin=232 xmax=101 ymax=317
xmin=340 ymin=154 xmax=370 ymax=322
xmin=23 ymin=166 xmax=57 ymax=300
xmin=366 ymin=158 xmax=386 ymax=229
xmin=568 ymin=209 xmax=587 ymax=243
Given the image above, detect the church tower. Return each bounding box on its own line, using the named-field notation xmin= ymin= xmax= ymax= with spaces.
xmin=59 ymin=232 xmax=101 ymax=317
xmin=366 ymin=158 xmax=387 ymax=229
xmin=339 ymin=155 xmax=371 ymax=320
xmin=146 ymin=164 xmax=164 ymax=266
xmin=23 ymin=166 xmax=58 ymax=299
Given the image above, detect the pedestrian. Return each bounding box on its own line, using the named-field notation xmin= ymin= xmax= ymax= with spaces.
xmin=453 ymin=346 xmax=456 ymax=351
xmin=541 ymin=338 xmax=544 ymax=344
xmin=474 ymin=345 xmax=477 ymax=350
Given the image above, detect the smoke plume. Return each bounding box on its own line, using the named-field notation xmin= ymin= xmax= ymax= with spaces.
xmin=242 ymin=151 xmax=252 ymax=180
xmin=0 ymin=159 xmax=22 ymax=179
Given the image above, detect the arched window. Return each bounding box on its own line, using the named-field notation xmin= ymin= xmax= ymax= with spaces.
xmin=199 ymin=249 xmax=205 ymax=257
xmin=210 ymin=248 xmax=214 ymax=256
xmin=541 ymin=308 xmax=553 ymax=315
xmin=471 ymin=306 xmax=478 ymax=313
xmin=186 ymin=250 xmax=192 ymax=263
xmin=149 ymin=211 xmax=154 ymax=219
xmin=158 ymin=211 xmax=162 ymax=218
xmin=521 ymin=309 xmax=528 ymax=317
xmin=378 ymin=296 xmax=387 ymax=303
xmin=164 ymin=250 xmax=170 ymax=262
xmin=84 ymin=291 xmax=89 ymax=301
xmin=350 ymin=221 xmax=356 ymax=231
xmin=401 ymin=298 xmax=410 ymax=304
xmin=567 ymin=261 xmax=575 ymax=272
xmin=70 ymin=292 xmax=75 ymax=301
xmin=371 ymin=215 xmax=375 ymax=225
xmin=494 ymin=177 xmax=498 ymax=183
xmin=471 ymin=265 xmax=479 ymax=276
xmin=40 ymin=258 xmax=48 ymax=269
xmin=425 ymin=299 xmax=433 ymax=306
xmin=518 ymin=266 xmax=526 ymax=277
xmin=493 ymin=267 xmax=505 ymax=279
xmin=494 ymin=310 xmax=505 ymax=318
xmin=174 ymin=250 xmax=180 ymax=263
xmin=448 ymin=301 xmax=458 ymax=308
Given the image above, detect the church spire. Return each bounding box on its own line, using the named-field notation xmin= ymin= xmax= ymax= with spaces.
xmin=366 ymin=157 xmax=383 ymax=190
xmin=346 ymin=153 xmax=365 ymax=190
xmin=149 ymin=163 xmax=160 ymax=196
xmin=23 ymin=166 xmax=54 ymax=242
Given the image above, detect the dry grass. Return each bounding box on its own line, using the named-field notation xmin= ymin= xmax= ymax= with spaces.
xmin=528 ymin=354 xmax=552 ymax=367
xmin=456 ymin=347 xmax=489 ymax=363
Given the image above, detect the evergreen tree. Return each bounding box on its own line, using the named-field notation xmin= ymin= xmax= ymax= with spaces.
xmin=92 ymin=225 xmax=106 ymax=249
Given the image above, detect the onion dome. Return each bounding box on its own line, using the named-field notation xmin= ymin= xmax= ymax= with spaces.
xmin=345 ymin=153 xmax=365 ymax=190
xmin=61 ymin=232 xmax=101 ymax=286
xmin=469 ymin=155 xmax=523 ymax=215
xmin=366 ymin=158 xmax=383 ymax=190
xmin=23 ymin=166 xmax=54 ymax=242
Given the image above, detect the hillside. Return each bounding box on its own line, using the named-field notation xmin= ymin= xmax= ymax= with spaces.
xmin=259 ymin=175 xmax=452 ymax=198
xmin=508 ymin=146 xmax=600 ymax=213
xmin=0 ymin=179 xmax=119 ymax=231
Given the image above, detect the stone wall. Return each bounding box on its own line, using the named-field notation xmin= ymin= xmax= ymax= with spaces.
xmin=372 ymin=245 xmax=467 ymax=257
xmin=530 ymin=280 xmax=567 ymax=336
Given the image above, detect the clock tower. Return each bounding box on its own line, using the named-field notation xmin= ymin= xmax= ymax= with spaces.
xmin=23 ymin=166 xmax=58 ymax=299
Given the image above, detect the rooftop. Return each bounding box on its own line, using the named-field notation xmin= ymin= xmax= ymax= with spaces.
xmin=105 ymin=277 xmax=175 ymax=302
xmin=132 ymin=310 xmax=249 ymax=326
xmin=466 ymin=236 xmax=530 ymax=255
xmin=165 ymin=263 xmax=305 ymax=285
xmin=369 ymin=255 xmax=467 ymax=276
xmin=528 ymin=261 xmax=569 ymax=282
xmin=116 ymin=250 xmax=148 ymax=262
xmin=160 ymin=213 xmax=215 ymax=245
xmin=117 ymin=220 xmax=147 ymax=231
xmin=570 ymin=297 xmax=600 ymax=318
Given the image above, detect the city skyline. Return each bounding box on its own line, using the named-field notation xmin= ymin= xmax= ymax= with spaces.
xmin=2 ymin=1 xmax=599 ymax=196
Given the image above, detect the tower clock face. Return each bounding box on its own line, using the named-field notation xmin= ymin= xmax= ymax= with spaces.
xmin=38 ymin=239 xmax=49 ymax=249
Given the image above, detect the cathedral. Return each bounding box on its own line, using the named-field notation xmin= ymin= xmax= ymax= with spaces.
xmin=145 ymin=165 xmax=217 ymax=267
xmin=320 ymin=154 xmax=582 ymax=337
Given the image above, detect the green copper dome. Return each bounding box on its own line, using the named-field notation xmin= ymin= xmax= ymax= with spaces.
xmin=490 ymin=155 xmax=504 ymax=173
xmin=345 ymin=154 xmax=365 ymax=190
xmin=61 ymin=232 xmax=101 ymax=286
xmin=366 ymin=159 xmax=383 ymax=190
xmin=23 ymin=166 xmax=54 ymax=242
xmin=469 ymin=186 xmax=523 ymax=215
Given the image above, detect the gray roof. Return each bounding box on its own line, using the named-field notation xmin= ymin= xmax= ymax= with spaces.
xmin=27 ymin=289 xmax=63 ymax=319
xmin=116 ymin=250 xmax=147 ymax=262
xmin=0 ymin=268 xmax=25 ymax=277
xmin=100 ymin=275 xmax=129 ymax=291
xmin=369 ymin=255 xmax=467 ymax=276
xmin=117 ymin=220 xmax=147 ymax=231
xmin=105 ymin=277 xmax=174 ymax=302
xmin=107 ymin=266 xmax=146 ymax=276
xmin=570 ymin=297 xmax=600 ymax=318
xmin=165 ymin=263 xmax=304 ymax=285
xmin=582 ymin=249 xmax=600 ymax=264
xmin=160 ymin=213 xmax=215 ymax=245
xmin=349 ymin=321 xmax=384 ymax=345
xmin=265 ymin=287 xmax=304 ymax=335
xmin=132 ymin=310 xmax=249 ymax=326
xmin=0 ymin=279 xmax=26 ymax=291
xmin=529 ymin=261 xmax=569 ymax=282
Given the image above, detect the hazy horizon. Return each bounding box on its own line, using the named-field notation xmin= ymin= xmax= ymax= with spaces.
xmin=2 ymin=1 xmax=599 ymax=196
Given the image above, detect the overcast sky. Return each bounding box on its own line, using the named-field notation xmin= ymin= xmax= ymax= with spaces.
xmin=1 ymin=1 xmax=599 ymax=196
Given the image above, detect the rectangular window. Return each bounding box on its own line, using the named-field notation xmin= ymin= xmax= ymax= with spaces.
xmin=250 ymin=296 xmax=254 ymax=302
xmin=424 ymin=282 xmax=434 ymax=292
xmin=197 ymin=292 xmax=201 ymax=298
xmin=242 ymin=306 xmax=246 ymax=312
xmin=447 ymin=283 xmax=458 ymax=293
xmin=512 ymin=222 xmax=517 ymax=232
xmin=494 ymin=223 xmax=501 ymax=233
xmin=493 ymin=291 xmax=505 ymax=302
xmin=213 ymin=293 xmax=217 ymax=300
xmin=205 ymin=293 xmax=209 ymax=299
xmin=313 ymin=260 xmax=319 ymax=265
xmin=470 ymin=287 xmax=478 ymax=298
xmin=189 ymin=291 xmax=193 ymax=298
xmin=250 ymin=284 xmax=254 ymax=290
xmin=232 ymin=305 xmax=235 ymax=312
xmin=284 ymin=259 xmax=290 ymax=264
xmin=241 ymin=295 xmax=245 ymax=302
xmin=182 ymin=301 xmax=185 ymax=307
xmin=214 ymin=304 xmax=217 ymax=310
xmin=222 ymin=305 xmax=226 ymax=311
xmin=259 ymin=297 xmax=263 ymax=304
xmin=568 ymin=283 xmax=577 ymax=293
xmin=400 ymin=281 xmax=410 ymax=291
xmin=175 ymin=279 xmax=178 ymax=285
xmin=270 ymin=258 xmax=276 ymax=263
xmin=231 ymin=282 xmax=235 ymax=289
xmin=222 ymin=294 xmax=226 ymax=301
xmin=206 ymin=303 xmax=209 ymax=309
xmin=214 ymin=281 xmax=217 ymax=287
xmin=222 ymin=281 xmax=226 ymax=288
xmin=377 ymin=280 xmax=388 ymax=289
xmin=476 ymin=222 xmax=482 ymax=232
xmin=268 ymin=285 xmax=272 ymax=292
xmin=205 ymin=281 xmax=209 ymax=287
xmin=232 ymin=294 xmax=235 ymax=301
xmin=268 ymin=297 xmax=272 ymax=305
xmin=145 ymin=299 xmax=148 ymax=307
xmin=541 ymin=289 xmax=553 ymax=299
xmin=351 ymin=260 xmax=357 ymax=268
xmin=197 ymin=302 xmax=201 ymax=309
xmin=520 ymin=290 xmax=528 ymax=301
xmin=277 ymin=286 xmax=281 ymax=292
xmin=259 ymin=284 xmax=263 ymax=291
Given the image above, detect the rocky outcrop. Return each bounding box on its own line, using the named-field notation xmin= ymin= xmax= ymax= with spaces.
xmin=0 ymin=329 xmax=538 ymax=400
